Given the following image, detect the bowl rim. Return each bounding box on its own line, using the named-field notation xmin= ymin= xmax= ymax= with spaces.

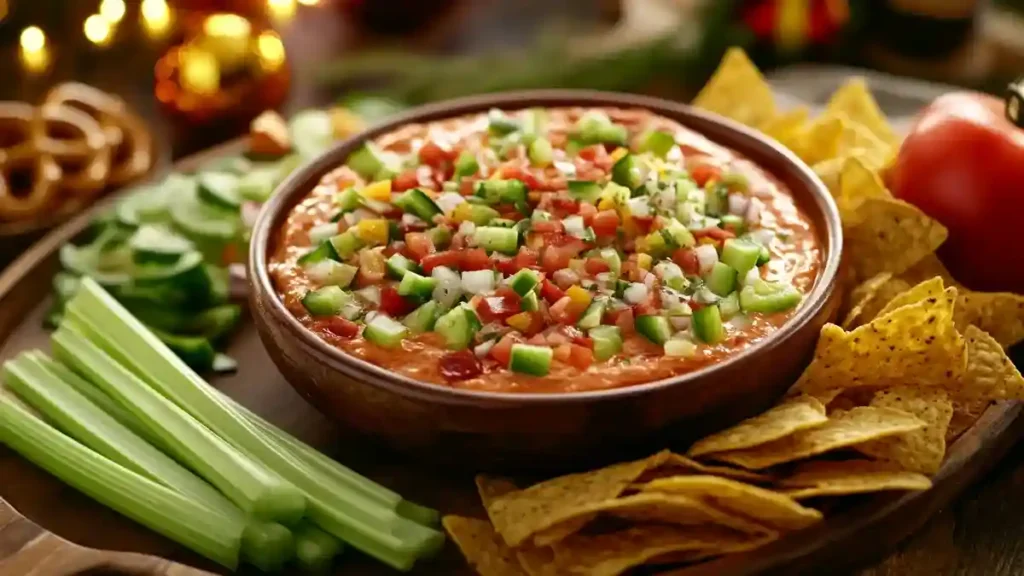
xmin=250 ymin=89 xmax=842 ymax=405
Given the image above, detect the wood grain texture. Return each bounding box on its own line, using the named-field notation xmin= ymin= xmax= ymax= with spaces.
xmin=0 ymin=144 xmax=1020 ymax=576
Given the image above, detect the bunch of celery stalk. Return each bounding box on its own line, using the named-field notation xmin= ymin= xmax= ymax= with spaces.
xmin=0 ymin=278 xmax=442 ymax=573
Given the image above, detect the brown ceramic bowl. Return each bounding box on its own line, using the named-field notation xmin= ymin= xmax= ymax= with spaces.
xmin=249 ymin=91 xmax=843 ymax=470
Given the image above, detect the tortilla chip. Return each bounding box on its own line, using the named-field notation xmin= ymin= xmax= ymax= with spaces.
xmin=639 ymin=453 xmax=777 ymax=484
xmin=600 ymin=493 xmax=774 ymax=535
xmin=762 ymin=106 xmax=810 ymax=149
xmin=946 ymin=399 xmax=992 ymax=444
xmin=834 ymin=116 xmax=893 ymax=171
xmin=841 ymin=272 xmax=895 ymax=329
xmin=796 ymin=288 xmax=966 ymax=393
xmin=875 ymin=277 xmax=947 ymax=319
xmin=826 ymin=78 xmax=899 ymax=146
xmin=899 ymin=253 xmax=958 ymax=287
xmin=812 ymin=157 xmax=846 ymax=196
xmin=482 ymin=451 xmax=669 ymax=547
xmin=777 ymin=460 xmax=931 ymax=499
xmin=854 ymin=386 xmax=953 ymax=474
xmin=514 ymin=547 xmax=555 ymax=576
xmin=707 ymin=407 xmax=926 ymax=470
xmin=844 ymin=197 xmax=948 ymax=281
xmin=639 ymin=475 xmax=822 ymax=530
xmin=959 ymin=325 xmax=1024 ymax=401
xmin=546 ymin=525 xmax=760 ymax=576
xmin=687 ymin=395 xmax=827 ymax=457
xmin=693 ymin=48 xmax=776 ymax=129
xmin=793 ymin=114 xmax=844 ymax=166
xmin=443 ymin=516 xmax=527 ymax=576
xmin=835 ymin=157 xmax=892 ymax=224
xmin=955 ymin=290 xmax=1024 ymax=349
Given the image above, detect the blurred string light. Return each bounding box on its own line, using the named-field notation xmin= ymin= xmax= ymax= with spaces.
xmin=256 ymin=31 xmax=286 ymax=72
xmin=84 ymin=13 xmax=114 ymax=46
xmin=267 ymin=0 xmax=297 ymax=22
xmin=99 ymin=0 xmax=126 ymax=23
xmin=179 ymin=45 xmax=220 ymax=95
xmin=19 ymin=26 xmax=49 ymax=72
xmin=297 ymin=0 xmax=320 ymax=5
xmin=140 ymin=0 xmax=172 ymax=38
xmin=201 ymin=13 xmax=252 ymax=70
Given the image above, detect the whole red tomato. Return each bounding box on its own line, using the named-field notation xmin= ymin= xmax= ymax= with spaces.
xmin=888 ymin=92 xmax=1024 ymax=293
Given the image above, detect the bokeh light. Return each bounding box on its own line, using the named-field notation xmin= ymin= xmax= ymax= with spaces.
xmin=84 ymin=14 xmax=114 ymax=46
xmin=256 ymin=31 xmax=286 ymax=72
xmin=99 ymin=0 xmax=126 ymax=23
xmin=267 ymin=0 xmax=297 ymax=22
xmin=141 ymin=0 xmax=172 ymax=38
xmin=19 ymin=26 xmax=49 ymax=72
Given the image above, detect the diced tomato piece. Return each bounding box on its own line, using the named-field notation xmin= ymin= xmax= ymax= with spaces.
xmin=690 ymin=162 xmax=722 ymax=187
xmin=615 ymin=307 xmax=635 ymax=334
xmin=550 ymin=197 xmax=580 ymax=214
xmin=514 ymin=247 xmax=539 ymax=270
xmin=591 ymin=210 xmax=621 ymax=238
xmin=405 ymin=232 xmax=435 ymax=261
xmin=692 ymin=227 xmax=736 ymax=241
xmin=459 ymin=178 xmax=478 ymax=196
xmin=541 ymin=239 xmax=586 ymax=273
xmin=578 ymin=202 xmax=598 ymax=226
xmin=567 ymin=344 xmax=594 ymax=370
xmin=418 ymin=141 xmax=451 ymax=168
xmin=439 ymin=350 xmax=483 ymax=381
xmin=393 ymin=170 xmax=420 ymax=192
xmin=380 ymin=285 xmax=416 ymax=317
xmin=460 ymin=248 xmax=491 ymax=271
xmin=356 ymin=266 xmax=385 ymax=287
xmin=672 ymin=248 xmax=700 ymax=275
xmin=634 ymin=301 xmax=658 ymax=317
xmin=578 ymin=144 xmax=608 ymax=162
xmin=632 ymin=215 xmax=655 ymax=233
xmin=531 ymin=220 xmax=564 ymax=234
xmin=491 ymin=254 xmax=517 ymax=276
xmin=553 ymin=343 xmax=573 ymax=363
xmin=476 ymin=291 xmax=521 ymax=323
xmin=584 ymin=258 xmax=611 ymax=275
xmin=420 ymin=250 xmax=462 ymax=274
xmin=540 ymin=279 xmax=565 ymax=304
xmin=322 ymin=317 xmax=360 ymax=339
xmin=527 ymin=333 xmax=549 ymax=346
xmin=547 ymin=330 xmax=570 ymax=346
xmin=549 ymin=296 xmax=579 ymax=325
xmin=490 ymin=333 xmax=522 ymax=366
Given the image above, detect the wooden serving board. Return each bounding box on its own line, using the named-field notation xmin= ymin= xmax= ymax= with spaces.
xmin=0 ymin=143 xmax=1022 ymax=576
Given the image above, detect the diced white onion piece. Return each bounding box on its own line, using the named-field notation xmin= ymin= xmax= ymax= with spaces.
xmin=554 ymin=160 xmax=577 ymax=177
xmin=623 ymin=282 xmax=648 ymax=304
xmin=309 ymin=223 xmax=338 ymax=245
xmin=563 ymin=215 xmax=587 ymax=238
xmin=626 ymin=196 xmax=651 ymax=218
xmin=670 ymin=315 xmax=692 ymax=330
xmin=664 ymin=339 xmax=697 ymax=357
xmin=742 ymin=267 xmax=761 ymax=287
xmin=355 ymin=286 xmax=381 ymax=306
xmin=750 ymin=228 xmax=775 ymax=246
xmin=351 ymin=208 xmax=377 ymax=224
xmin=581 ymin=279 xmax=596 ymax=290
xmin=727 ymin=193 xmax=749 ymax=216
xmin=654 ymin=261 xmax=684 ymax=281
xmin=436 ymin=192 xmax=465 ymax=214
xmin=462 ymin=270 xmax=496 ymax=294
xmin=745 ymin=199 xmax=762 ymax=225
xmin=340 ymin=302 xmax=362 ymax=320
xmin=458 ymin=221 xmax=477 ymax=237
xmin=693 ymin=287 xmax=720 ymax=305
xmin=727 ymin=314 xmax=753 ymax=330
xmin=342 ymin=212 xmax=358 ymax=227
xmin=643 ymin=272 xmax=657 ymax=290
xmin=362 ymin=199 xmax=391 ymax=214
xmin=432 ymin=266 xmax=463 ymax=307
xmin=363 ymin=310 xmax=379 ymax=325
xmin=594 ymin=272 xmax=613 ymax=287
xmin=552 ymin=268 xmax=579 ymax=289
xmin=401 ymin=213 xmax=424 ymax=227
xmin=655 ymin=187 xmax=677 ymax=211
xmin=474 ymin=339 xmax=496 ymax=358
xmin=695 ymin=244 xmax=719 ymax=274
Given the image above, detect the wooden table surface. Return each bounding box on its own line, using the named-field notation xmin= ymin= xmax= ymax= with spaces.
xmin=0 ymin=2 xmax=1022 ymax=575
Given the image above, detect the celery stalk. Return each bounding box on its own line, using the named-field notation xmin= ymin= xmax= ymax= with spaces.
xmin=52 ymin=326 xmax=307 ymax=525
xmin=294 ymin=521 xmax=345 ymax=574
xmin=3 ymin=352 xmax=240 ymax=521
xmin=64 ymin=279 xmax=444 ymax=569
xmin=0 ymin=391 xmax=243 ymax=569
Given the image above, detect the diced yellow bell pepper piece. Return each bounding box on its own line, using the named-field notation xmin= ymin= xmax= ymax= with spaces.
xmin=565 ymin=285 xmax=592 ymax=314
xmin=637 ymin=253 xmax=652 ymax=270
xmin=360 ymin=180 xmax=392 ymax=202
xmin=355 ymin=219 xmax=390 ymax=245
xmin=698 ymin=237 xmax=718 ymax=246
xmin=609 ymin=147 xmax=629 ymax=163
xmin=506 ymin=312 xmax=533 ymax=332
xmin=597 ymin=197 xmax=616 ymax=211
xmin=489 ymin=169 xmax=504 ymax=181
xmin=644 ymin=231 xmax=666 ymax=256
xmin=451 ymin=203 xmax=473 ymax=222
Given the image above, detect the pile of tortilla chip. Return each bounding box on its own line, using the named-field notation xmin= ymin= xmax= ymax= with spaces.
xmin=443 ymin=48 xmax=1024 ymax=576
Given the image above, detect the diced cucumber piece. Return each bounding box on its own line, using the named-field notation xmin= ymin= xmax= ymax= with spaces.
xmin=611 ymin=154 xmax=644 ymax=189
xmin=462 ymin=204 xmax=501 ymax=225
xmin=347 ymin=142 xmax=393 ymax=180
xmin=739 ymin=280 xmax=802 ymax=314
xmin=289 ymin=109 xmax=334 ymax=159
xmin=509 ymin=344 xmax=553 ymax=376
xmin=394 ymin=189 xmax=442 ymax=222
xmin=363 ymin=314 xmax=409 ymax=349
xmin=720 ymin=214 xmax=746 ymax=235
xmin=567 ymin=180 xmax=602 ymax=203
xmin=327 ymin=231 xmax=364 ymax=260
xmin=386 ymin=253 xmax=421 ymax=279
xmin=721 ymin=238 xmax=762 ymax=278
xmin=309 ymin=223 xmax=339 ymax=245
xmin=149 ymin=328 xmax=216 ymax=372
xmin=236 ymin=167 xmax=277 ymax=202
xmin=434 ymin=305 xmax=481 ymax=350
xmin=705 ymin=262 xmax=738 ymax=297
xmin=474 ymin=179 xmax=527 ymax=206
xmin=128 ymin=225 xmax=195 ymax=265
xmin=693 ymin=305 xmax=725 ymax=344
xmin=575 ymin=112 xmax=627 ymax=146
xmin=521 ymin=108 xmax=547 ymax=138
xmin=508 ymin=269 xmax=541 ymax=296
xmin=704 ymin=183 xmax=729 ymax=217
xmin=490 ymin=218 xmax=516 ymax=228
xmin=528 ymin=137 xmax=553 ymax=167
xmin=599 ymin=248 xmax=622 ymax=278
xmin=636 ymin=315 xmax=672 ymax=346
xmin=757 ymin=245 xmax=771 ymax=266
xmin=427 ymin=224 xmax=453 ymax=248
xmin=196 ymin=172 xmax=241 ymax=209
xmin=133 ymin=251 xmax=206 ymax=283
xmin=718 ymin=292 xmax=740 ymax=319
xmin=403 ymin=301 xmax=439 ymax=334
xmin=305 ymin=260 xmax=357 ymax=288
xmin=297 ymin=241 xmax=334 ymax=265
xmin=577 ymin=299 xmax=606 ymax=330
xmin=520 ymin=291 xmax=539 ymax=312
xmin=302 ymin=286 xmax=350 ymax=316
xmin=473 ymin=226 xmax=519 ymax=255
xmin=601 ymin=182 xmax=631 ymax=207
xmin=334 ymin=187 xmax=363 ymax=212
xmin=397 ymin=271 xmax=437 ymax=300
xmin=637 ymin=130 xmax=676 ymax=158
xmin=487 ymin=108 xmax=520 ymax=136
xmin=662 ymin=219 xmax=696 ymax=248
xmin=664 ymin=339 xmax=697 ymax=357
xmin=589 ymin=325 xmax=623 ymax=361
xmin=169 ymin=187 xmax=240 ymax=242
xmin=454 ymin=151 xmax=479 ymax=178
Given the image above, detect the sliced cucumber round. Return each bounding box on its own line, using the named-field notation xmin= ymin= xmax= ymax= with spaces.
xmin=170 ymin=187 xmax=240 ymax=242
xmin=129 ymin=224 xmax=196 ymax=265
xmin=197 ymin=172 xmax=242 ymax=210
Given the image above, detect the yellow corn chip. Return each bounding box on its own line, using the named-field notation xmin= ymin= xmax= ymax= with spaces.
xmin=875 ymin=277 xmax=946 ymax=319
xmin=639 ymin=475 xmax=822 ymax=530
xmin=844 ymin=197 xmax=948 ymax=281
xmin=955 ymin=290 xmax=1024 ymax=349
xmin=854 ymin=386 xmax=953 ymax=474
xmin=687 ymin=395 xmax=827 ymax=457
xmin=836 ymin=157 xmax=893 ymax=225
xmin=899 ymin=254 xmax=958 ymax=287
xmin=841 ymin=272 xmax=895 ymax=329
xmin=762 ymin=106 xmax=810 ymax=149
xmin=960 ymin=325 xmax=1024 ymax=400
xmin=598 ymin=493 xmax=774 ymax=535
xmin=515 ymin=547 xmax=555 ymax=576
xmin=693 ymin=48 xmax=777 ymax=129
xmin=946 ymin=398 xmax=992 ymax=444
xmin=707 ymin=407 xmax=925 ymax=470
xmin=778 ymin=460 xmax=931 ymax=500
xmin=834 ymin=115 xmax=893 ymax=170
xmin=812 ymin=157 xmax=845 ymax=196
xmin=826 ymin=78 xmax=899 ymax=146
xmin=443 ymin=516 xmax=528 ymax=576
xmin=793 ymin=114 xmax=844 ymax=166
xmin=639 ymin=453 xmax=777 ymax=484
xmin=482 ymin=451 xmax=669 ymax=547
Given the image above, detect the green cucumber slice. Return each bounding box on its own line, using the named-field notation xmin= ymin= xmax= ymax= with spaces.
xmin=473 ymin=227 xmax=519 ymax=255
xmin=302 ymin=286 xmax=350 ymax=316
xmin=589 ymin=325 xmax=623 ymax=361
xmin=403 ymin=301 xmax=440 ymax=334
xmin=454 ymin=151 xmax=479 ymax=178
xmin=567 ymin=180 xmax=602 ymax=203
xmin=397 ymin=271 xmax=437 ymax=300
xmin=508 ymin=269 xmax=541 ymax=296
xmin=636 ymin=130 xmax=676 ymax=158
xmin=197 ymin=172 xmax=242 ymax=209
xmin=577 ymin=299 xmax=606 ymax=330
xmin=363 ymin=314 xmax=409 ymax=349
xmin=635 ymin=315 xmax=672 ymax=346
xmin=739 ymin=280 xmax=802 ymax=314
xmin=128 ymin=225 xmax=195 ymax=265
xmin=705 ymin=262 xmax=738 ymax=297
xmin=520 ymin=291 xmax=539 ymax=312
xmin=509 ymin=344 xmax=553 ymax=376
xmin=386 ymin=253 xmax=421 ymax=279
xmin=394 ymin=189 xmax=442 ymax=222
xmin=721 ymin=238 xmax=761 ymax=277
xmin=433 ymin=305 xmax=480 ymax=350
xmin=169 ymin=187 xmax=240 ymax=242
xmin=693 ymin=305 xmax=725 ymax=344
